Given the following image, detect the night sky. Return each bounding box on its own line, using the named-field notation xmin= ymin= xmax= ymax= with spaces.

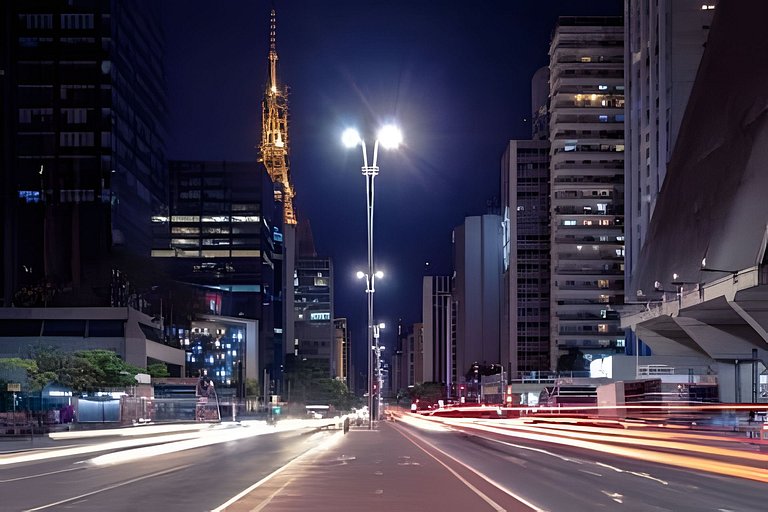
xmin=162 ymin=0 xmax=622 ymax=371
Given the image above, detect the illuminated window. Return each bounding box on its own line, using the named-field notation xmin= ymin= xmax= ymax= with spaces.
xmin=616 ymin=339 xmax=626 ymax=347
xmin=598 ymin=324 xmax=608 ymax=333
xmin=597 ymin=280 xmax=610 ymax=288
xmin=18 ymin=190 xmax=41 ymax=203
xmin=564 ymin=220 xmax=576 ymax=226
xmin=580 ymin=56 xmax=592 ymax=63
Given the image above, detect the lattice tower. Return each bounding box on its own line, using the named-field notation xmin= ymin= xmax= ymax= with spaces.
xmin=258 ymin=9 xmax=296 ymax=225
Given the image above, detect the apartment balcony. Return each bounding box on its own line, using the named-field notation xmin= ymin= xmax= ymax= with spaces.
xmin=555 ymin=235 xmax=624 ymax=245
xmin=554 ymin=267 xmax=624 ymax=277
xmin=555 ymin=282 xmax=624 ymax=292
xmin=552 ymin=170 xmax=623 ymax=180
xmin=550 ymin=70 xmax=623 ymax=87
xmin=557 ymin=329 xmax=625 ymax=338
xmin=557 ymin=311 xmax=617 ymax=321
xmin=556 ymin=251 xmax=623 ymax=261
xmin=556 ymin=297 xmax=624 ymax=307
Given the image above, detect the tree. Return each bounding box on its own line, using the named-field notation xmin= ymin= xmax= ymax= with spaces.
xmin=407 ymin=382 xmax=444 ymax=404
xmin=75 ymin=350 xmax=142 ymax=388
xmin=30 ymin=346 xmax=144 ymax=392
xmin=245 ymin=378 xmax=260 ymax=397
xmin=0 ymin=358 xmax=57 ymax=391
xmin=308 ymin=379 xmax=359 ymax=411
xmin=146 ymin=362 xmax=170 ymax=378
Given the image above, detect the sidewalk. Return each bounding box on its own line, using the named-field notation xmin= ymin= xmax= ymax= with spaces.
xmin=0 ymin=435 xmax=65 ymax=454
xmin=219 ymin=420 xmax=531 ymax=512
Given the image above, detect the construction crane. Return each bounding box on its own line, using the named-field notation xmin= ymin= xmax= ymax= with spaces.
xmin=258 ymin=9 xmax=296 ymax=225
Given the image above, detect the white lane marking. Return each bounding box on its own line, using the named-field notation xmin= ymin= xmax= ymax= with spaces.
xmin=210 ymin=432 xmax=343 ymax=512
xmin=484 ymin=437 xmax=583 ymax=464
xmin=601 ymin=490 xmax=624 ymax=504
xmin=22 ymin=464 xmax=191 ymax=511
xmin=395 ymin=424 xmax=546 ymax=512
xmin=0 ymin=466 xmax=81 ymax=483
xmin=578 ymin=470 xmax=603 ymax=477
xmin=595 ymin=462 xmax=669 ymax=485
xmin=248 ymin=477 xmax=295 ymax=512
xmin=0 ymin=432 xmax=202 ymax=466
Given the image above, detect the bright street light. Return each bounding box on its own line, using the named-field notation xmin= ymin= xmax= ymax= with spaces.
xmin=341 ymin=128 xmax=361 ymax=148
xmin=344 ymin=124 xmax=402 ymax=428
xmin=377 ymin=124 xmax=402 ymax=149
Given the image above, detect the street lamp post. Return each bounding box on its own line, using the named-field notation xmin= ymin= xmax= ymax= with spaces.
xmin=344 ymin=125 xmax=402 ymax=430
xmin=373 ymin=322 xmax=386 ymax=421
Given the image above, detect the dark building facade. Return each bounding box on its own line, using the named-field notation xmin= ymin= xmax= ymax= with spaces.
xmin=1 ymin=0 xmax=167 ymax=308
xmin=151 ymin=160 xmax=283 ymax=389
xmin=291 ymin=257 xmax=334 ymax=376
xmin=501 ymin=140 xmax=551 ymax=375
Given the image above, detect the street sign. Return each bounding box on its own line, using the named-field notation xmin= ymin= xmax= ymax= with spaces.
xmin=7 ymin=383 xmax=21 ymax=392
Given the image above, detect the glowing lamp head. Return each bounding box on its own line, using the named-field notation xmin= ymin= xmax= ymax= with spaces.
xmin=342 ymin=128 xmax=362 ymax=148
xmin=356 ymin=271 xmax=365 ymax=279
xmin=701 ymin=257 xmax=707 ymax=268
xmin=374 ymin=270 xmax=384 ymax=279
xmin=377 ymin=124 xmax=402 ymax=149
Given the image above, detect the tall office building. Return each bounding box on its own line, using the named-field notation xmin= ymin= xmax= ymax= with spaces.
xmin=548 ymin=17 xmax=625 ymax=371
xmin=292 ymin=257 xmax=335 ymax=377
xmin=421 ymin=275 xmax=454 ymax=392
xmin=453 ymin=215 xmax=503 ymax=379
xmin=407 ymin=323 xmax=424 ymax=387
xmin=151 ymin=160 xmax=282 ymax=387
xmin=531 ymin=66 xmax=550 ymax=141
xmin=624 ymin=0 xmax=715 ymax=301
xmin=501 ymin=140 xmax=551 ymax=375
xmin=2 ymin=1 xmax=167 ymax=307
xmin=333 ymin=317 xmax=350 ymax=385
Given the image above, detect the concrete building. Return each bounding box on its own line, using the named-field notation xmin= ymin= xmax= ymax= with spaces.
xmin=453 ymin=215 xmax=503 ymax=380
xmin=393 ymin=322 xmax=424 ymax=389
xmin=501 ymin=140 xmax=551 ymax=375
xmin=1 ymin=1 xmax=168 ymax=308
xmin=333 ymin=317 xmax=350 ymax=385
xmin=292 ymin=257 xmax=335 ymax=377
xmin=531 ymin=66 xmax=550 ymax=141
xmin=623 ymin=0 xmax=716 ymax=358
xmin=0 ymin=307 xmax=185 ymax=375
xmin=421 ymin=275 xmax=453 ymax=392
xmin=624 ymin=0 xmax=715 ymax=281
xmin=150 ymin=160 xmax=282 ymax=389
xmin=622 ymin=2 xmax=768 ymax=402
xmin=548 ymin=17 xmax=626 ymax=371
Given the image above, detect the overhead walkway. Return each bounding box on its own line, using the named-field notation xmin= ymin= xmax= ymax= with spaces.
xmin=622 ymin=267 xmax=768 ymax=402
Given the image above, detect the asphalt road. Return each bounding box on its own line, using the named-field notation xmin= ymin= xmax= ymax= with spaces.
xmin=397 ymin=418 xmax=768 ymax=512
xmin=1 ymin=427 xmax=334 ymax=512
xmin=2 ymin=418 xmax=766 ymax=512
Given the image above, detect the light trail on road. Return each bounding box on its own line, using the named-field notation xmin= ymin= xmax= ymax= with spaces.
xmin=418 ymin=416 xmax=768 ymax=483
